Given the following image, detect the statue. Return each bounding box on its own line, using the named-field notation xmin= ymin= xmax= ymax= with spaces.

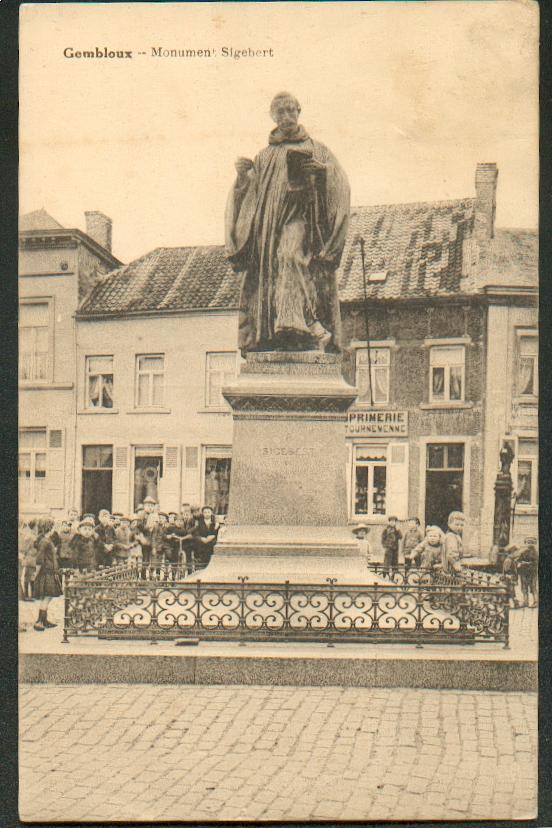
xmin=499 ymin=442 xmax=515 ymax=475
xmin=225 ymin=92 xmax=350 ymax=356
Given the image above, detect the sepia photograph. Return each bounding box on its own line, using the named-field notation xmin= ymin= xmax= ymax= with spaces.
xmin=17 ymin=0 xmax=538 ymax=822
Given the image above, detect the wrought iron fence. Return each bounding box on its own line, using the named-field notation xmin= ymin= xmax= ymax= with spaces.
xmin=367 ymin=563 xmax=505 ymax=588
xmin=62 ymin=565 xmax=509 ymax=647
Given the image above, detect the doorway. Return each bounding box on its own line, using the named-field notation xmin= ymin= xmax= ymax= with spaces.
xmin=133 ymin=445 xmax=163 ymax=510
xmin=82 ymin=445 xmax=113 ymax=516
xmin=425 ymin=443 xmax=464 ymax=531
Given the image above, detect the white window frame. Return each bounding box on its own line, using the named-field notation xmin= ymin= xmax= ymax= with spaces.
xmin=351 ymin=443 xmax=388 ymax=519
xmin=18 ymin=428 xmax=47 ymax=507
xmin=516 ymin=330 xmax=538 ymax=399
xmin=135 ymin=353 xmax=165 ymax=408
xmin=205 ymin=351 xmax=238 ymax=410
xmin=85 ymin=355 xmax=114 ymax=410
xmin=19 ymin=298 xmax=53 ymax=384
xmin=429 ymin=345 xmax=465 ymax=404
xmin=355 ymin=347 xmax=390 ymax=405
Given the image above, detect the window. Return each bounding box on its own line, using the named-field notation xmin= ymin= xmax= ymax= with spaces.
xmin=353 ymin=444 xmax=387 ymax=517
xmin=136 ymin=354 xmax=165 ymax=407
xmin=518 ymin=335 xmax=538 ymax=397
xmin=86 ymin=356 xmax=114 ymax=409
xmin=19 ymin=429 xmax=47 ymax=505
xmin=427 ymin=443 xmax=464 ymax=470
xmin=206 ymin=352 xmax=237 ymax=408
xmin=356 ymin=348 xmax=390 ymax=404
xmin=517 ymin=438 xmax=537 ymax=508
xmin=19 ymin=303 xmax=49 ymax=381
xmin=429 ymin=346 xmax=465 ymax=403
xmin=204 ymin=448 xmax=232 ymax=515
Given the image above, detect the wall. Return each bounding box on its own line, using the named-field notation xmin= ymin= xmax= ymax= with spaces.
xmin=19 ymin=240 xmax=113 ymax=516
xmin=75 ymin=310 xmax=240 ymax=514
xmin=481 ymin=301 xmax=538 ymax=551
xmin=341 ymin=300 xmax=486 ymax=554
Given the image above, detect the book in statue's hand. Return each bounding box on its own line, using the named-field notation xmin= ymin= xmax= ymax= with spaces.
xmin=287 ymin=149 xmax=325 ymax=190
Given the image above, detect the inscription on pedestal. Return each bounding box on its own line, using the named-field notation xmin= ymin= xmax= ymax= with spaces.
xmin=261 ymin=446 xmax=318 ymax=457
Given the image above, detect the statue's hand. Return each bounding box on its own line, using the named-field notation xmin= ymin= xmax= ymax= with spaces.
xmin=300 ymin=158 xmax=326 ymax=176
xmin=235 ymin=157 xmax=254 ymax=181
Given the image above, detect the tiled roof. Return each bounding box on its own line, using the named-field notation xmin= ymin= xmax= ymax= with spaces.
xmin=78 ymin=200 xmax=537 ymax=316
xmin=20 ymin=208 xmax=65 ymax=231
xmin=338 ymin=198 xmax=477 ymax=301
xmin=472 ymin=229 xmax=538 ymax=289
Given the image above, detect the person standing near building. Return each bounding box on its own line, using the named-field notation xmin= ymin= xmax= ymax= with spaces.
xmin=381 ymin=516 xmax=402 ymax=575
xmin=502 ymin=543 xmax=520 ymax=609
xmin=20 ymin=519 xmax=38 ymax=601
xmin=69 ymin=518 xmax=97 ymax=571
xmin=443 ymin=511 xmax=465 ymax=575
xmin=135 ymin=496 xmax=156 ymax=565
xmin=516 ymin=536 xmax=538 ymax=608
xmin=57 ymin=519 xmax=76 ymax=570
xmin=351 ymin=524 xmax=371 ymax=567
xmin=192 ymin=506 xmax=219 ymax=569
xmin=95 ymin=509 xmax=116 ymax=567
xmin=33 ymin=518 xmax=63 ymax=631
xmin=402 ymin=517 xmax=423 ymax=567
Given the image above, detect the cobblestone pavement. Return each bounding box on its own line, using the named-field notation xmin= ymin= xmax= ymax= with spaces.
xmin=20 ymin=685 xmax=536 ymax=822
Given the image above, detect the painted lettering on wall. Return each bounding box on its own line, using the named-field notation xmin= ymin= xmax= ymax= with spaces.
xmin=261 ymin=447 xmax=318 ymax=457
xmin=347 ymin=410 xmax=408 ymax=436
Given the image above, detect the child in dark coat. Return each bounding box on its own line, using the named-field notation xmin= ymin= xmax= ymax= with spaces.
xmin=69 ymin=519 xmax=97 ymax=571
xmin=33 ymin=518 xmax=63 ymax=631
xmin=381 ymin=516 xmax=402 ymax=573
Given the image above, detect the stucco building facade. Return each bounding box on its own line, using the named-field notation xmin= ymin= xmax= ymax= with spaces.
xmin=20 ymin=164 xmax=537 ymax=557
xmin=18 ymin=209 xmax=121 ymax=517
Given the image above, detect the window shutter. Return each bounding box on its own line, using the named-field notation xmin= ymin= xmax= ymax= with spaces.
xmin=185 ymin=446 xmax=198 ymax=468
xmin=386 ymin=441 xmax=409 ymax=520
xmin=159 ymin=445 xmax=181 ymax=512
xmin=112 ymin=446 xmax=129 ymax=513
xmin=46 ymin=428 xmax=65 ymax=509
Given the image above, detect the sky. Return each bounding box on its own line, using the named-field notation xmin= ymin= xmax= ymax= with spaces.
xmin=20 ymin=1 xmax=538 ymax=264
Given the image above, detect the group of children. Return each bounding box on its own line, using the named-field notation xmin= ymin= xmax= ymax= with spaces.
xmin=352 ymin=512 xmax=539 ymax=605
xmin=19 ymin=499 xmax=221 ymax=630
xmin=353 ymin=511 xmax=472 ymax=576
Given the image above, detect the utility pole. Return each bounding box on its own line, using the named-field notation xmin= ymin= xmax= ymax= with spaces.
xmin=358 ymin=237 xmax=374 ymax=406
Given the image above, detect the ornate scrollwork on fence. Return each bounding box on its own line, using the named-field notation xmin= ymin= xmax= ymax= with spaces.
xmin=62 ymin=564 xmax=509 ymax=646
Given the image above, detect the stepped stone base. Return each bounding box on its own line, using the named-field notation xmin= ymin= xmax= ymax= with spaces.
xmin=194 ymin=351 xmax=368 ymax=584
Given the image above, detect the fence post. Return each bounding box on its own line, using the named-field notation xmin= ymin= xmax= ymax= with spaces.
xmin=416 ymin=583 xmax=424 ymax=648
xmin=62 ymin=571 xmax=70 ymax=644
xmin=326 ymin=577 xmax=337 ymax=647
xmin=238 ymin=576 xmax=248 ymax=646
xmin=503 ymin=586 xmax=510 ymax=649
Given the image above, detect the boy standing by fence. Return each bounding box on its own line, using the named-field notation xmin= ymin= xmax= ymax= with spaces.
xmin=381 ymin=515 xmax=402 ymax=574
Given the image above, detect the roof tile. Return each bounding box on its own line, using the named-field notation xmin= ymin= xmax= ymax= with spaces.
xmin=78 ymin=199 xmax=537 ymax=316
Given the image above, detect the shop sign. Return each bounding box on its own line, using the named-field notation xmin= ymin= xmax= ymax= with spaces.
xmin=347 ymin=410 xmax=408 ymax=436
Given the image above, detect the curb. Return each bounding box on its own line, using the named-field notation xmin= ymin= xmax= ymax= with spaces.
xmin=20 ymin=650 xmax=537 ymax=692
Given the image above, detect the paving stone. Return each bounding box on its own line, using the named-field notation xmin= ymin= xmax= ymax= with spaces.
xmin=19 ymin=685 xmax=537 ymax=822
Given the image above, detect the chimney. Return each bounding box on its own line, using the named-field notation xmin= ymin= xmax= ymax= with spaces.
xmin=474 ymin=163 xmax=498 ymax=241
xmin=85 ymin=210 xmax=112 ymax=252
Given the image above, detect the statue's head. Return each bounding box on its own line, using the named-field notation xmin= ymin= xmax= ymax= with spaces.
xmin=270 ymin=92 xmax=301 ymax=135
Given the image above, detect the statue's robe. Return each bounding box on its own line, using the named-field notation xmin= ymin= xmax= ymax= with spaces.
xmin=225 ymin=125 xmax=350 ymax=355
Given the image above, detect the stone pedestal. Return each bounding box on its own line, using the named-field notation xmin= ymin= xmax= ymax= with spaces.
xmin=196 ymin=351 xmax=368 ymax=582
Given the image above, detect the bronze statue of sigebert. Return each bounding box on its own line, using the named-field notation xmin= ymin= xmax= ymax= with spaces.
xmin=225 ymin=92 xmax=350 ymax=355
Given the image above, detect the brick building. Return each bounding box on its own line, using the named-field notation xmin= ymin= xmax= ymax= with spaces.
xmin=21 ymin=164 xmax=537 ymax=556
xmin=18 ymin=209 xmax=121 ymax=517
